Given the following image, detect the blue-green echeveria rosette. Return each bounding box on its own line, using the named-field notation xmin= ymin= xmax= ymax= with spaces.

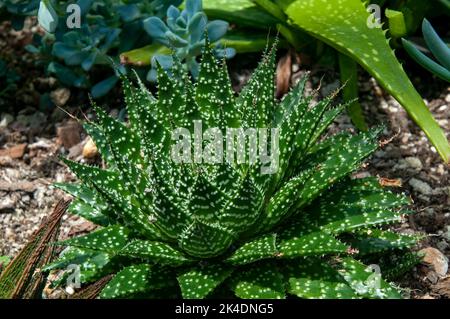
xmin=143 ymin=0 xmax=236 ymax=81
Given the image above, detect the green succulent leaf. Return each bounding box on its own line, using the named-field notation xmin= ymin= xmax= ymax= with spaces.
xmin=58 ymin=225 xmax=130 ymax=253
xmin=422 ymin=18 xmax=450 ymax=71
xmin=100 ymin=264 xmax=151 ymax=299
xmin=67 ymin=199 xmax=111 ymax=226
xmin=179 ymin=220 xmax=235 ymax=258
xmin=83 ymin=123 xmax=115 ymax=167
xmin=285 ymin=258 xmax=358 ymax=299
xmin=303 ymin=178 xmax=410 ymax=234
xmin=236 ymin=43 xmax=276 ymax=127
xmin=196 ymin=39 xmax=235 ymax=128
xmin=337 ymin=257 xmax=402 ymax=299
xmin=346 ymin=229 xmax=419 ymax=255
xmin=54 ymin=182 xmax=102 ymax=208
xmin=178 ymin=263 xmax=232 ymax=298
xmin=231 ymin=262 xmax=285 ymax=299
xmin=226 ymin=233 xmax=278 ymax=265
xmin=402 ymin=38 xmax=450 ymax=82
xmin=203 ymin=0 xmax=278 ymax=28
xmin=278 ymin=227 xmax=348 ymax=258
xmin=218 ymin=173 xmax=264 ymax=233
xmin=294 ymin=128 xmax=382 ymax=209
xmin=120 ymin=240 xmax=192 ymax=266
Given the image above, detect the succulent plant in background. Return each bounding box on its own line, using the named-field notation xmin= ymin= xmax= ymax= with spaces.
xmin=33 ymin=0 xmax=182 ymax=98
xmin=143 ymin=0 xmax=235 ymax=82
xmin=0 ymin=0 xmax=40 ymax=30
xmin=47 ymin=40 xmax=418 ymax=299
xmin=402 ymin=19 xmax=450 ymax=82
xmin=0 ymin=59 xmax=20 ymax=98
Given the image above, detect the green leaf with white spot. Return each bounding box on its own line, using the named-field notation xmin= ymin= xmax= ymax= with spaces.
xmin=155 ymin=63 xmax=185 ymax=128
xmin=285 ymin=258 xmax=358 ymax=299
xmin=120 ymin=240 xmax=192 ymax=266
xmin=179 ymin=220 xmax=235 ymax=259
xmin=346 ymin=229 xmax=419 ymax=255
xmin=236 ymin=43 xmax=276 ymax=128
xmin=67 ymin=199 xmax=111 ymax=226
xmin=231 ymin=262 xmax=285 ymax=299
xmin=178 ymin=264 xmax=232 ymax=299
xmin=83 ymin=122 xmax=114 ymax=167
xmin=100 ymin=264 xmax=151 ymax=299
xmin=302 ymin=178 xmax=411 ymax=234
xmin=218 ymin=173 xmax=264 ymax=234
xmin=337 ymin=257 xmax=402 ymax=299
xmin=294 ymin=128 xmax=382 ymax=208
xmin=58 ymin=225 xmax=130 ymax=253
xmin=226 ymin=233 xmax=278 ymax=265
xmin=278 ymin=226 xmax=348 ymax=257
xmin=54 ymin=183 xmax=100 ymax=207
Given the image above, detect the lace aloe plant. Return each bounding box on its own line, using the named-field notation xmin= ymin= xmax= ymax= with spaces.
xmin=49 ymin=40 xmax=417 ymax=299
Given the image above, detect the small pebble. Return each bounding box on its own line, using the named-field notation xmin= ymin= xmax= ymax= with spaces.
xmin=409 ymin=178 xmax=432 ymax=195
xmin=405 ymin=157 xmax=423 ymax=170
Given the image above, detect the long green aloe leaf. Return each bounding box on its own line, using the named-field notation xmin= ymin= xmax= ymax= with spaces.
xmin=275 ymin=0 xmax=450 ymax=163
xmin=203 ymin=0 xmax=278 ymax=28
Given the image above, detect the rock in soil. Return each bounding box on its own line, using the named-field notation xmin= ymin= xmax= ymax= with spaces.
xmin=56 ymin=121 xmax=81 ymax=149
xmin=420 ymin=247 xmax=449 ymax=278
xmin=0 ymin=143 xmax=27 ymax=159
xmin=50 ymin=88 xmax=71 ymax=106
xmin=409 ymin=178 xmax=433 ymax=196
xmin=82 ymin=137 xmax=98 ymax=159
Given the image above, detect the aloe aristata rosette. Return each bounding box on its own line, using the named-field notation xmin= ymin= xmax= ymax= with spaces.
xmin=48 ymin=40 xmax=417 ymax=299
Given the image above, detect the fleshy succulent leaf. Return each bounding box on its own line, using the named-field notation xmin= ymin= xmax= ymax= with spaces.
xmin=119 ymin=240 xmax=192 ymax=266
xmin=179 ymin=220 xmax=235 ymax=258
xmin=100 ymin=264 xmax=151 ymax=299
xmin=196 ymin=39 xmax=237 ymax=128
xmin=178 ymin=263 xmax=232 ymax=298
xmin=337 ymin=257 xmax=402 ymax=299
xmin=226 ymin=233 xmax=278 ymax=265
xmin=83 ymin=122 xmax=115 ymax=167
xmin=278 ymin=227 xmax=348 ymax=258
xmin=236 ymin=43 xmax=276 ymax=128
xmin=58 ymin=225 xmax=130 ymax=253
xmin=345 ymin=229 xmax=419 ymax=255
xmin=142 ymin=0 xmax=233 ymax=80
xmin=285 ymin=258 xmax=358 ymax=299
xmin=67 ymin=199 xmax=111 ymax=226
xmin=231 ymin=262 xmax=285 ymax=299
